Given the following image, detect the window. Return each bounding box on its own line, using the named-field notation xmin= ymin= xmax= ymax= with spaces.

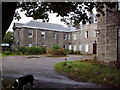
xmin=79 ymin=45 xmax=81 ymax=51
xmin=118 ymin=28 xmax=120 ymax=36
xmin=79 ymin=32 xmax=81 ymax=39
xmin=85 ymin=44 xmax=88 ymax=52
xmin=28 ymin=44 xmax=32 ymax=47
xmin=73 ymin=34 xmax=77 ymax=40
xmin=68 ymin=33 xmax=71 ymax=40
xmin=28 ymin=30 xmax=33 ymax=38
xmin=73 ymin=45 xmax=77 ymax=51
xmin=118 ymin=0 xmax=120 ymax=11
xmin=94 ymin=31 xmax=97 ymax=38
xmin=63 ymin=45 xmax=66 ymax=49
xmin=53 ymin=32 xmax=57 ymax=39
xmin=41 ymin=32 xmax=45 ymax=38
xmin=85 ymin=31 xmax=88 ymax=38
xmin=69 ymin=45 xmax=72 ymax=50
xmin=63 ymin=33 xmax=67 ymax=40
xmin=41 ymin=44 xmax=45 ymax=47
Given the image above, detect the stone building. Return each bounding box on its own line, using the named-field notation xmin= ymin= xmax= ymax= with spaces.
xmin=97 ymin=4 xmax=120 ymax=63
xmin=13 ymin=20 xmax=97 ymax=54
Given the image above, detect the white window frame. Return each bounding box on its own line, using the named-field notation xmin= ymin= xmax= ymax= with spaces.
xmin=94 ymin=31 xmax=97 ymax=38
xmin=79 ymin=45 xmax=81 ymax=51
xmin=68 ymin=33 xmax=71 ymax=40
xmin=41 ymin=32 xmax=45 ymax=38
xmin=41 ymin=44 xmax=45 ymax=47
xmin=73 ymin=45 xmax=77 ymax=51
xmin=28 ymin=30 xmax=33 ymax=38
xmin=28 ymin=44 xmax=32 ymax=47
xmin=53 ymin=32 xmax=57 ymax=39
xmin=63 ymin=33 xmax=67 ymax=40
xmin=118 ymin=28 xmax=120 ymax=36
xmin=85 ymin=44 xmax=89 ymax=52
xmin=69 ymin=45 xmax=72 ymax=50
xmin=74 ymin=34 xmax=77 ymax=40
xmin=85 ymin=31 xmax=88 ymax=38
xmin=118 ymin=0 xmax=120 ymax=11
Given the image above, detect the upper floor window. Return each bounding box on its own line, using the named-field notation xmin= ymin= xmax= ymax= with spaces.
xmin=73 ymin=34 xmax=77 ymax=40
xmin=53 ymin=32 xmax=57 ymax=39
xmin=94 ymin=31 xmax=98 ymax=38
xmin=28 ymin=30 xmax=33 ymax=38
xmin=85 ymin=31 xmax=88 ymax=38
xmin=41 ymin=32 xmax=45 ymax=38
xmin=63 ymin=33 xmax=67 ymax=40
xmin=68 ymin=33 xmax=71 ymax=40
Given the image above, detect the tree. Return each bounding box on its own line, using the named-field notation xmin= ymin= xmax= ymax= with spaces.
xmin=2 ymin=31 xmax=14 ymax=46
xmin=2 ymin=2 xmax=117 ymax=38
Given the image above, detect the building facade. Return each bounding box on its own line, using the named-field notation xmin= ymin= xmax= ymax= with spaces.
xmin=13 ymin=20 xmax=97 ymax=54
xmin=97 ymin=4 xmax=120 ymax=63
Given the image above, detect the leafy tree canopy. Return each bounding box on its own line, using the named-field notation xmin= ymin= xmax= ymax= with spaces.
xmin=2 ymin=2 xmax=117 ymax=38
xmin=2 ymin=31 xmax=14 ymax=45
xmin=15 ymin=2 xmax=117 ymax=26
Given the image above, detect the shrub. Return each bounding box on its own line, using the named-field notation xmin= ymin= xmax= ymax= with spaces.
xmin=51 ymin=43 xmax=60 ymax=51
xmin=3 ymin=51 xmax=11 ymax=55
xmin=18 ymin=47 xmax=27 ymax=54
xmin=47 ymin=44 xmax=67 ymax=57
xmin=17 ymin=47 xmax=46 ymax=55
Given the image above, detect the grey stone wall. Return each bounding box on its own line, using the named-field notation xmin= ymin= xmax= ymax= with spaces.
xmin=13 ymin=23 xmax=97 ymax=54
xmin=97 ymin=8 xmax=120 ymax=63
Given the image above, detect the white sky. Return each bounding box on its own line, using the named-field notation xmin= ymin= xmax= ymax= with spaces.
xmin=8 ymin=8 xmax=97 ymax=32
xmin=7 ymin=8 xmax=66 ymax=32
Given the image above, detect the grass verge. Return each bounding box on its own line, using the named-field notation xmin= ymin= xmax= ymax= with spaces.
xmin=54 ymin=60 xmax=120 ymax=87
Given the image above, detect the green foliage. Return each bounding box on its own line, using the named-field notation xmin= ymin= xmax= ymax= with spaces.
xmin=2 ymin=51 xmax=11 ymax=55
xmin=47 ymin=43 xmax=66 ymax=57
xmin=2 ymin=31 xmax=13 ymax=44
xmin=51 ymin=43 xmax=60 ymax=51
xmin=17 ymin=46 xmax=46 ymax=55
xmin=54 ymin=60 xmax=120 ymax=87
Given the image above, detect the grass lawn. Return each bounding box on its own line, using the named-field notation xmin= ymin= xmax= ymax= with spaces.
xmin=54 ymin=60 xmax=120 ymax=87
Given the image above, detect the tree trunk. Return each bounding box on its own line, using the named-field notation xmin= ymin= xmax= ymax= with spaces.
xmin=2 ymin=2 xmax=17 ymax=39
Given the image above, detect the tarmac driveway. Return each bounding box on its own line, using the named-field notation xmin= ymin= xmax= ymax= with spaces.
xmin=2 ymin=55 xmax=113 ymax=88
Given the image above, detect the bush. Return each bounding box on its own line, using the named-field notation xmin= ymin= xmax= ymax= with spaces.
xmin=3 ymin=51 xmax=11 ymax=55
xmin=47 ymin=48 xmax=67 ymax=56
xmin=47 ymin=44 xmax=67 ymax=56
xmin=51 ymin=43 xmax=60 ymax=51
xmin=18 ymin=47 xmax=27 ymax=54
xmin=17 ymin=47 xmax=46 ymax=55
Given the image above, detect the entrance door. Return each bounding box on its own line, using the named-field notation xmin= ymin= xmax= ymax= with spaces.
xmin=93 ymin=41 xmax=97 ymax=54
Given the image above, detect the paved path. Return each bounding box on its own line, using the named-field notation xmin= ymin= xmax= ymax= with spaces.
xmin=2 ymin=55 xmax=114 ymax=88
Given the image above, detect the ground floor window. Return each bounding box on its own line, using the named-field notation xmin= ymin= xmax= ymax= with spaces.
xmin=73 ymin=45 xmax=76 ymax=51
xmin=28 ymin=44 xmax=32 ymax=47
xmin=69 ymin=45 xmax=72 ymax=50
xmin=63 ymin=45 xmax=66 ymax=49
xmin=85 ymin=44 xmax=88 ymax=52
xmin=79 ymin=45 xmax=81 ymax=51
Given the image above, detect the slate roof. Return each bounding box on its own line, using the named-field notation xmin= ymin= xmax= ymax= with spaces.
xmin=14 ymin=20 xmax=79 ymax=32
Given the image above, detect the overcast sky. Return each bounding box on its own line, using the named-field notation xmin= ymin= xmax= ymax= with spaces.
xmin=7 ymin=8 xmax=66 ymax=32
